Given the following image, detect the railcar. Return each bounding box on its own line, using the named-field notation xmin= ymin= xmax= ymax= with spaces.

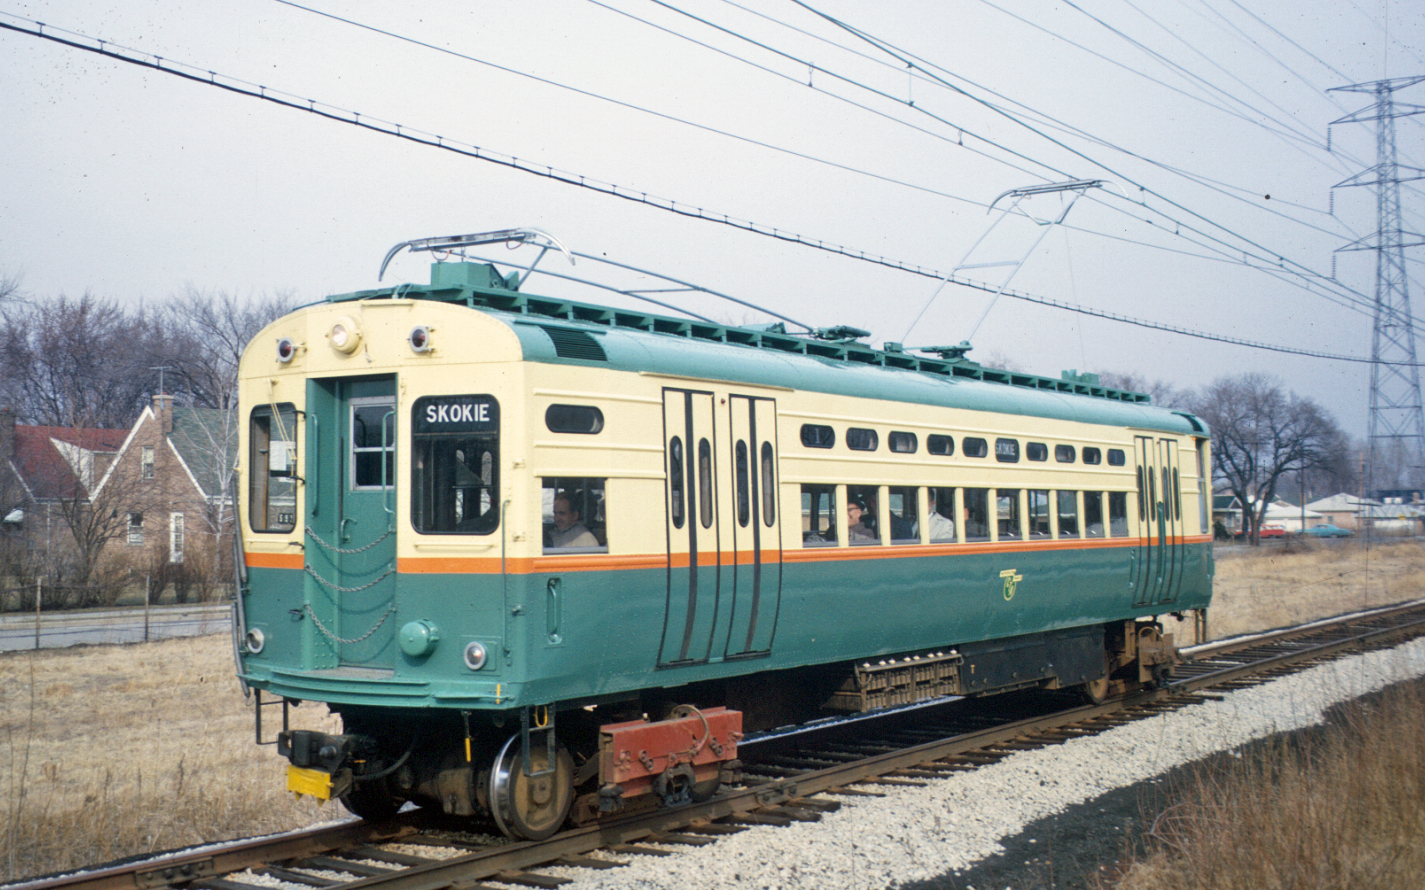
xmin=234 ymin=228 xmax=1212 ymax=838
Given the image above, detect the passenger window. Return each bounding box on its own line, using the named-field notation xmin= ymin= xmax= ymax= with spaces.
xmin=1083 ymin=447 xmax=1102 ymax=465
xmin=889 ymin=431 xmax=918 ymax=453
xmin=411 ymin=395 xmax=499 ymax=535
xmin=846 ymin=428 xmax=878 ymax=452
xmin=542 ymin=478 xmax=606 ymax=551
xmin=1107 ymin=448 xmax=1126 ymax=466
xmin=1109 ymin=491 xmax=1129 ymax=537
xmin=1136 ymin=467 xmax=1146 ymax=521
xmin=887 ymin=486 xmax=919 ymax=543
xmin=669 ymin=437 xmax=686 ymax=529
xmin=761 ymin=441 xmax=776 ymax=527
xmin=545 ymin=404 xmax=603 ymax=434
xmin=997 ymin=489 xmax=1022 ymax=539
xmin=928 ymin=434 xmax=955 ymax=456
xmin=927 ymin=487 xmax=957 ymax=542
xmin=1028 ymin=490 xmax=1051 ymax=538
xmin=249 ymin=403 xmax=298 ymax=533
xmin=1085 ymin=491 xmax=1106 ymax=538
xmin=1026 ymin=442 xmax=1048 ymax=462
xmin=1055 ymin=444 xmax=1076 ymax=463
xmin=698 ymin=439 xmax=714 ymax=529
xmin=801 ymin=424 xmax=835 ymax=449
xmin=735 ymin=440 xmax=751 ymax=528
xmin=1057 ymin=491 xmax=1079 ymax=537
xmin=963 ymin=488 xmax=991 ymax=541
xmin=995 ymin=438 xmax=1020 ymax=463
xmin=801 ymin=484 xmax=837 ymax=546
xmin=846 ymin=484 xmax=880 ymax=545
xmin=963 ymin=437 xmax=989 ymax=458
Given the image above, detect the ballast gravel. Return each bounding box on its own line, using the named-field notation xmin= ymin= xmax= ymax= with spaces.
xmin=546 ymin=636 xmax=1425 ymax=890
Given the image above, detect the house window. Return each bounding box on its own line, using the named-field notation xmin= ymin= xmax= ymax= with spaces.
xmin=128 ymin=512 xmax=144 ymax=546
xmin=169 ymin=513 xmax=184 ymax=564
xmin=141 ymin=446 xmax=155 ymax=480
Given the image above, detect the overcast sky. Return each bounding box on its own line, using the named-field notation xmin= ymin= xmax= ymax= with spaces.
xmin=3 ymin=1 xmax=1424 ymax=438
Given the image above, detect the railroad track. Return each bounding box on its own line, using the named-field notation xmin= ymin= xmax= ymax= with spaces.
xmin=13 ymin=598 xmax=1425 ymax=890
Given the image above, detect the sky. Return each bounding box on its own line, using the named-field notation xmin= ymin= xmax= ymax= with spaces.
xmin=2 ymin=0 xmax=1424 ymax=440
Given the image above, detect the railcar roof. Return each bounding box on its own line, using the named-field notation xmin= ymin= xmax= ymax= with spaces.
xmin=331 ymin=262 xmax=1205 ymax=436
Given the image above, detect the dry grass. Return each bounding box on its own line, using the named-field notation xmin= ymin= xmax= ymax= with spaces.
xmin=1163 ymin=538 xmax=1425 ymax=644
xmin=1104 ymin=679 xmax=1425 ymax=890
xmin=1 ymin=541 xmax=1422 ymax=883
xmin=1 ymin=636 xmax=340 ymax=882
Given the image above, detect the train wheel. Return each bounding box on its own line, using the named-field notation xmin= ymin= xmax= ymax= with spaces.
xmin=340 ymin=776 xmax=402 ymax=821
xmin=489 ymin=733 xmax=575 ymax=840
xmin=1081 ymin=675 xmax=1110 ymax=705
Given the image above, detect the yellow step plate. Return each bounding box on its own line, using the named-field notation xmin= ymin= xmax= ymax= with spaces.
xmin=287 ymin=765 xmax=333 ymax=800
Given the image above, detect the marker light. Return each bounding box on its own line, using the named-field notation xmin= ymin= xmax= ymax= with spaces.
xmin=245 ymin=628 xmax=266 ymax=654
xmin=276 ymin=338 xmax=297 ymax=363
xmin=409 ymin=325 xmax=432 ymax=353
xmin=464 ymin=641 xmax=488 ymax=671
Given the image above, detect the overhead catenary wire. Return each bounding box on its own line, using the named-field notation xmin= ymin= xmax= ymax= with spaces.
xmin=0 ymin=13 xmax=1404 ymax=366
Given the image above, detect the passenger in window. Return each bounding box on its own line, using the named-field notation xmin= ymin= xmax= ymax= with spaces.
xmin=549 ymin=494 xmax=598 ymax=548
xmin=963 ymin=488 xmax=991 ymax=541
xmin=927 ymin=488 xmax=956 ymax=542
xmin=845 ymin=500 xmax=877 ymax=544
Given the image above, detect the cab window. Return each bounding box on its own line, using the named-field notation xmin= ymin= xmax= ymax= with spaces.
xmin=249 ymin=403 xmax=298 ymax=533
xmin=412 ymin=395 xmax=499 ymax=534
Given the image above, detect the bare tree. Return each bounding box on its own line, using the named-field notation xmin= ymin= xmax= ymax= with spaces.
xmin=158 ymin=286 xmax=295 ymax=411
xmin=1191 ymin=373 xmax=1348 ymax=544
xmin=1095 ymin=371 xmax=1189 ymax=409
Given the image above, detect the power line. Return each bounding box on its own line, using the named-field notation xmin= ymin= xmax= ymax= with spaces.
xmin=0 ymin=13 xmax=1397 ymax=366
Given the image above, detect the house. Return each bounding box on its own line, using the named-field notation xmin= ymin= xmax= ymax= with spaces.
xmin=1306 ymin=493 xmax=1368 ymax=530
xmin=92 ymin=394 xmax=238 ymax=600
xmin=1261 ymin=498 xmax=1324 ymax=533
xmin=0 ymin=409 xmax=127 ymax=592
xmin=1306 ymin=492 xmax=1425 ymax=535
xmin=1212 ymin=494 xmax=1242 ymax=537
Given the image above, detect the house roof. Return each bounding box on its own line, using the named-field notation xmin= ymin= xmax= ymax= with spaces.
xmin=1306 ymin=493 xmax=1378 ymax=513
xmin=1212 ymin=495 xmax=1241 ymax=511
xmin=10 ymin=425 xmax=126 ymax=501
xmin=168 ymin=406 xmax=235 ymax=498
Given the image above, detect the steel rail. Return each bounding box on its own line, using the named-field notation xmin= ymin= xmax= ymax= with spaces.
xmin=12 ymin=600 xmax=1425 ymax=890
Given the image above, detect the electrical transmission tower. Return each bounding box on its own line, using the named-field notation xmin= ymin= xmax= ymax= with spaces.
xmin=1330 ymin=76 xmax=1425 ymax=502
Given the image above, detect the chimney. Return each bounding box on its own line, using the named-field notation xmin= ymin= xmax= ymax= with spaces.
xmin=0 ymin=407 xmax=13 ymax=463
xmin=153 ymin=394 xmax=174 ymax=436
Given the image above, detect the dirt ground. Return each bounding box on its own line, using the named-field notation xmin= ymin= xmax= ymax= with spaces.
xmin=2 ymin=538 xmax=1420 ymax=882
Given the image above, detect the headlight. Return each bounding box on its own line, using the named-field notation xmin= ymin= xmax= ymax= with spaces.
xmin=329 ymin=316 xmax=362 ymax=354
xmin=244 ymin=628 xmax=266 ymax=654
xmin=464 ymin=641 xmax=488 ymax=671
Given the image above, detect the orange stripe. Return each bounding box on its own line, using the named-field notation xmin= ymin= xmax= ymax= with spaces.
xmin=246 ymin=552 xmax=304 ymax=569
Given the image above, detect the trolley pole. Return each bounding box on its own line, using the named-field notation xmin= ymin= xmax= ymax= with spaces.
xmin=34 ymin=578 xmax=41 ymax=650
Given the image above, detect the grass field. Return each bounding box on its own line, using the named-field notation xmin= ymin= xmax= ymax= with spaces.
xmin=2 ymin=539 xmax=1422 ymax=883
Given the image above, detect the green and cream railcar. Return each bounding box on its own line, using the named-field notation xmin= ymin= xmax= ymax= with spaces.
xmin=235 ymin=252 xmax=1212 ymax=837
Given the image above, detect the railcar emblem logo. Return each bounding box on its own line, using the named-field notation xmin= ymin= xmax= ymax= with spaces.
xmin=1000 ymin=568 xmax=1023 ymax=601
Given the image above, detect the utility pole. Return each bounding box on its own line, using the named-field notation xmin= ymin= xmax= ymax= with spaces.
xmin=1330 ymin=76 xmax=1425 ymax=544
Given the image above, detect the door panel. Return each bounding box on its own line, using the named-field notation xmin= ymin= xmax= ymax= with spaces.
xmin=723 ymin=396 xmax=782 ymax=658
xmin=304 ymin=376 xmax=399 ymax=668
xmin=1132 ymin=436 xmax=1182 ymax=607
xmin=658 ymin=389 xmax=722 ymax=666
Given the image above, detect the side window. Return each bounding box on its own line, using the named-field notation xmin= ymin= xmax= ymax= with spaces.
xmin=889 ymin=431 xmax=918 ymax=453
xmin=249 ymin=403 xmax=298 ymax=533
xmin=997 ymin=489 xmax=1022 ymax=539
xmin=846 ymin=484 xmax=880 ymax=545
xmin=412 ymin=395 xmax=499 ymax=535
xmin=1109 ymin=491 xmax=1129 ymax=537
xmin=887 ymin=486 xmax=919 ymax=543
xmin=1055 ymin=444 xmax=1076 ymax=463
xmin=1085 ymin=491 xmax=1106 ymax=538
xmin=801 ymin=484 xmax=837 ymax=546
xmin=846 ymin=428 xmax=878 ymax=452
xmin=963 ymin=437 xmax=989 ymax=458
xmin=927 ymin=487 xmax=957 ymax=542
xmin=1057 ymin=491 xmax=1079 ymax=537
xmin=698 ymin=438 xmax=714 ymax=529
xmin=1028 ymin=490 xmax=1051 ymax=538
xmin=963 ymin=488 xmax=991 ymax=541
xmin=1107 ymin=448 xmax=1126 ymax=466
xmin=761 ymin=441 xmax=776 ymax=527
xmin=1026 ymin=442 xmax=1048 ymax=462
xmin=928 ymin=434 xmax=955 ymax=456
xmin=995 ymin=438 xmax=1020 ymax=463
xmin=669 ymin=437 xmax=686 ymax=529
xmin=1082 ymin=447 xmax=1102 ymax=465
xmin=801 ymin=424 xmax=834 ymax=449
xmin=735 ymin=440 xmax=751 ymax=528
xmin=545 ymin=404 xmax=603 ymax=434
xmin=542 ymin=478 xmax=606 ymax=551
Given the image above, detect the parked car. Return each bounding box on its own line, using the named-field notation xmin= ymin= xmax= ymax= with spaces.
xmin=1299 ymin=523 xmax=1355 ymax=538
xmin=1233 ymin=524 xmax=1286 ymax=540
